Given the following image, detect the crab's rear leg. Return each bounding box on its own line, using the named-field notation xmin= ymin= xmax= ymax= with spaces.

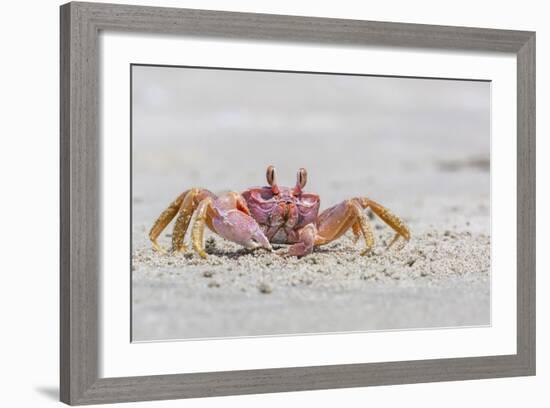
xmin=191 ymin=192 xmax=272 ymax=258
xmin=149 ymin=192 xmax=185 ymax=254
xmin=191 ymin=197 xmax=215 ymax=258
xmin=148 ymin=188 xmax=214 ymax=253
xmin=354 ymin=197 xmax=410 ymax=249
xmin=314 ymin=200 xmax=375 ymax=255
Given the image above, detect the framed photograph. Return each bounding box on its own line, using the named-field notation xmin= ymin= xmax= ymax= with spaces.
xmin=60 ymin=2 xmax=535 ymax=405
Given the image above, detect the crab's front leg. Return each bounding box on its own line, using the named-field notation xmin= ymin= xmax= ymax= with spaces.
xmin=192 ymin=192 xmax=272 ymax=258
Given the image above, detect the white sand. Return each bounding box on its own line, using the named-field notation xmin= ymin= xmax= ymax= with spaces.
xmin=132 ymin=217 xmax=490 ymax=340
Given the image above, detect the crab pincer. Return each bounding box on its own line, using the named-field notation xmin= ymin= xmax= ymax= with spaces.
xmin=210 ymin=209 xmax=272 ymax=251
xmin=191 ymin=193 xmax=272 ymax=258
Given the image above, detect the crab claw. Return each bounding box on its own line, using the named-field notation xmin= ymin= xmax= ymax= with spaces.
xmin=212 ymin=210 xmax=272 ymax=251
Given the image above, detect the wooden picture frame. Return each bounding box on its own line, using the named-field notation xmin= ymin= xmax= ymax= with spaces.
xmin=60 ymin=2 xmax=535 ymax=405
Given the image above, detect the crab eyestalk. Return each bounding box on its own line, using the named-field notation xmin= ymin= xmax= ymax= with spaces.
xmin=266 ymin=165 xmax=280 ymax=195
xmin=293 ymin=168 xmax=307 ymax=195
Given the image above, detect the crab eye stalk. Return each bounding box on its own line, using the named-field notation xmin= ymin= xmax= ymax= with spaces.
xmin=293 ymin=168 xmax=307 ymax=194
xmin=266 ymin=165 xmax=276 ymax=186
xmin=266 ymin=165 xmax=280 ymax=194
xmin=297 ymin=168 xmax=307 ymax=188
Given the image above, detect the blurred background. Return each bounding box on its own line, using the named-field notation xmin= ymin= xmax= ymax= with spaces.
xmin=132 ymin=65 xmax=490 ymax=233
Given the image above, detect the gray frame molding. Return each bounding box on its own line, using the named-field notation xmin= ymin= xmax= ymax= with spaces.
xmin=60 ymin=2 xmax=535 ymax=405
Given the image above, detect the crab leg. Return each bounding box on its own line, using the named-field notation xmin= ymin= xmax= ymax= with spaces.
xmin=315 ymin=200 xmax=375 ymax=255
xmin=353 ymin=206 xmax=375 ymax=254
xmin=191 ymin=197 xmax=215 ymax=258
xmin=351 ymin=221 xmax=363 ymax=243
xmin=171 ymin=188 xmax=215 ymax=252
xmin=148 ymin=191 xmax=186 ymax=254
xmin=148 ymin=188 xmax=214 ymax=254
xmin=354 ymin=197 xmax=410 ymax=245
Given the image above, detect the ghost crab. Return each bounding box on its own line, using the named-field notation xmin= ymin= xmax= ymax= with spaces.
xmin=149 ymin=166 xmax=410 ymax=258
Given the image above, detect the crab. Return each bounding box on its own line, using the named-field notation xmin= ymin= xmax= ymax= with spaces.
xmin=149 ymin=166 xmax=410 ymax=258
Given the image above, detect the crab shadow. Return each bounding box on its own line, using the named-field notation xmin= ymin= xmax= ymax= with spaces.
xmin=204 ymin=246 xmax=284 ymax=260
xmin=203 ymin=243 xmax=347 ymax=260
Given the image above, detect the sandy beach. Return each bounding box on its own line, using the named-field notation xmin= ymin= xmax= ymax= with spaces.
xmin=131 ymin=66 xmax=491 ymax=341
xmin=132 ymin=229 xmax=490 ymax=341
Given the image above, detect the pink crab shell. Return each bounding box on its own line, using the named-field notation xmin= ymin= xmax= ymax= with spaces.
xmin=241 ymin=186 xmax=320 ymax=244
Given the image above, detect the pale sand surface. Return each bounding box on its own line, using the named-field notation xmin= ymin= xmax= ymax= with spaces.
xmin=131 ymin=66 xmax=490 ymax=341
xmin=132 ymin=230 xmax=490 ymax=341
